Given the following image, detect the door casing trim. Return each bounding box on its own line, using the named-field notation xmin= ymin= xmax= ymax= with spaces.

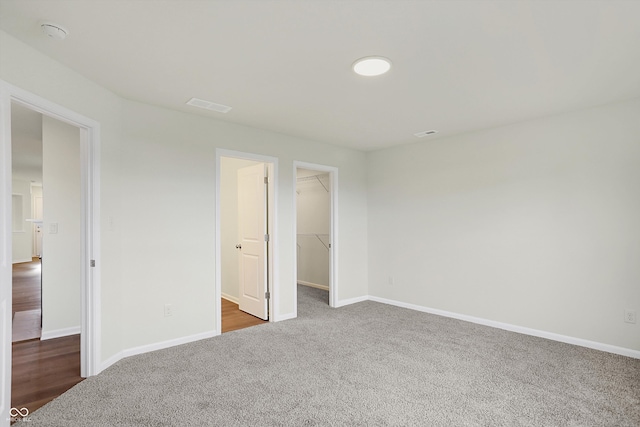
xmin=293 ymin=161 xmax=338 ymax=311
xmin=0 ymin=80 xmax=101 ymax=421
xmin=215 ymin=149 xmax=278 ymax=333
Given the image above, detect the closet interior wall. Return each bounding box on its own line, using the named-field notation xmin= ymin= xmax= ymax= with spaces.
xmin=296 ymin=170 xmax=330 ymax=290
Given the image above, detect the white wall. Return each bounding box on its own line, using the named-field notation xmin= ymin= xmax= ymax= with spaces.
xmin=368 ymin=97 xmax=640 ymax=352
xmin=1 ymin=24 xmax=637 ymax=368
xmin=296 ymin=171 xmax=330 ymax=287
xmin=2 ymin=26 xmax=637 ymax=366
xmin=220 ymin=157 xmax=261 ymax=302
xmin=41 ymin=115 xmax=81 ymax=336
xmin=1 ymin=27 xmax=369 ymax=361
xmin=11 ymin=179 xmax=31 ymax=263
xmin=119 ymin=100 xmax=369 ymax=349
xmin=0 ymin=30 xmax=125 ymax=361
xmin=0 ymin=28 xmax=368 ymax=366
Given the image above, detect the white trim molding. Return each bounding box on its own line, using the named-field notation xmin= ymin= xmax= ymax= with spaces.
xmin=215 ymin=149 xmax=279 ymax=334
xmin=297 ymin=281 xmax=329 ymax=291
xmin=41 ymin=326 xmax=82 ymax=341
xmin=100 ymin=330 xmax=219 ymax=372
xmin=272 ymin=312 xmax=296 ymax=322
xmin=99 ymin=351 xmax=124 ymax=373
xmin=221 ymin=293 xmax=239 ymax=304
xmin=293 ymin=161 xmax=339 ymax=314
xmin=369 ymin=295 xmax=640 ymax=360
xmin=334 ymin=295 xmax=369 ymax=308
xmin=0 ymin=80 xmax=102 ymax=400
xmin=0 ymin=80 xmax=12 ymax=426
xmin=122 ymin=331 xmax=218 ymax=359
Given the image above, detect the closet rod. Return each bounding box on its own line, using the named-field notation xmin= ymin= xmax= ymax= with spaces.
xmin=296 ymin=174 xmax=329 ymax=192
xmin=296 ymin=233 xmax=330 ymax=251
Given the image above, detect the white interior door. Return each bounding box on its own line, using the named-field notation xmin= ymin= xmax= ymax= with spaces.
xmin=237 ymin=163 xmax=268 ymax=320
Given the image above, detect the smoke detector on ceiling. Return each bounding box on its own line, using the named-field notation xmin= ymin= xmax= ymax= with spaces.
xmin=41 ymin=23 xmax=68 ymax=40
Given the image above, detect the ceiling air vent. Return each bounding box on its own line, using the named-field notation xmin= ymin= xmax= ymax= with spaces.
xmin=186 ymin=97 xmax=232 ymax=113
xmin=414 ymin=130 xmax=438 ymax=138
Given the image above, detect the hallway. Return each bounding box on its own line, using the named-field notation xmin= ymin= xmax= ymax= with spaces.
xmin=11 ymin=258 xmax=82 ymax=414
xmin=12 ymin=258 xmax=41 ymax=342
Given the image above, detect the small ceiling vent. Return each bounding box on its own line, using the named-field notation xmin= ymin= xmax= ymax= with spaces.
xmin=414 ymin=130 xmax=438 ymax=138
xmin=186 ymin=97 xmax=232 ymax=113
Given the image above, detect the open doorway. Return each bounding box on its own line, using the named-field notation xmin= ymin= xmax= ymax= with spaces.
xmin=10 ymin=101 xmax=83 ymax=413
xmin=294 ymin=162 xmax=338 ymax=313
xmin=217 ymin=151 xmax=276 ymax=333
xmin=11 ymin=103 xmax=43 ymax=342
xmin=1 ymin=82 xmax=100 ymax=422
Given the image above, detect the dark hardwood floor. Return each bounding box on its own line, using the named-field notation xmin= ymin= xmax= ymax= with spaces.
xmin=11 ymin=260 xmax=267 ymax=415
xmin=11 ymin=335 xmax=83 ymax=414
xmin=12 ymin=259 xmax=41 ymax=312
xmin=12 ymin=259 xmax=42 ymax=342
xmin=11 ymin=258 xmax=82 ymax=415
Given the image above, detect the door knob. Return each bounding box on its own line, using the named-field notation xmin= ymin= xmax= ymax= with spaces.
xmin=235 ymin=244 xmax=242 ymax=249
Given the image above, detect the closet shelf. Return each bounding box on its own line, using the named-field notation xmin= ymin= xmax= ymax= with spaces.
xmin=296 ymin=233 xmax=330 ymax=251
xmin=296 ymin=174 xmax=329 ymax=192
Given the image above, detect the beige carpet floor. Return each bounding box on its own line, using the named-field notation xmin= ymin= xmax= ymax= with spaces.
xmin=24 ymin=285 xmax=640 ymax=426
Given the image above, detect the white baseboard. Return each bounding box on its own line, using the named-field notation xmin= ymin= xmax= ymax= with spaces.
xmin=12 ymin=258 xmax=33 ymax=264
xmin=298 ymin=281 xmax=329 ymax=291
xmin=335 ymin=295 xmax=369 ymax=308
xmin=122 ymin=330 xmax=218 ymax=359
xmin=98 ymin=294 xmax=638 ymax=377
xmin=99 ymin=330 xmax=218 ymax=373
xmin=100 ymin=351 xmax=124 ymax=372
xmin=41 ymin=326 xmax=81 ymax=340
xmin=272 ymin=312 xmax=296 ymax=322
xmin=368 ymin=295 xmax=640 ymax=360
xmin=221 ymin=293 xmax=239 ymax=304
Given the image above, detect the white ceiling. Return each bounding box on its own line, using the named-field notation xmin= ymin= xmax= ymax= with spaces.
xmin=1 ymin=0 xmax=639 ymax=151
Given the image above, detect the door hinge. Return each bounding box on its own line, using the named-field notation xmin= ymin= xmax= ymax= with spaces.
xmin=90 ymin=259 xmax=96 ymax=267
xmin=265 ymin=291 xmax=270 ymax=300
xmin=264 ymin=176 xmax=269 ymax=184
xmin=265 ymin=234 xmax=270 ymax=242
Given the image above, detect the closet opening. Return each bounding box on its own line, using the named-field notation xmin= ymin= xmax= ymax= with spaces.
xmin=294 ymin=162 xmax=338 ymax=313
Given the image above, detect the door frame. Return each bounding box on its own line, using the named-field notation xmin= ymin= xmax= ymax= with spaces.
xmin=0 ymin=82 xmax=101 ymax=404
xmin=215 ymin=149 xmax=278 ymax=334
xmin=293 ymin=161 xmax=338 ymax=310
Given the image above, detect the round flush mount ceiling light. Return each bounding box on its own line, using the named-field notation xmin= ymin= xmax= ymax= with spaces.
xmin=352 ymin=56 xmax=392 ymax=77
xmin=41 ymin=23 xmax=68 ymax=40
